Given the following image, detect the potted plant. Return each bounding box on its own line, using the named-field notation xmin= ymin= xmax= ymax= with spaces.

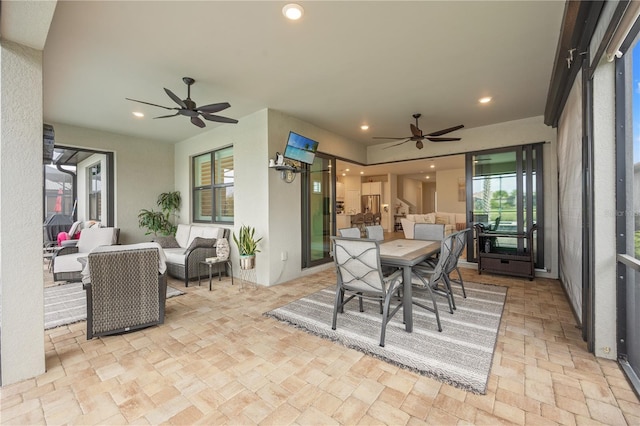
xmin=233 ymin=225 xmax=262 ymax=270
xmin=138 ymin=191 xmax=181 ymax=236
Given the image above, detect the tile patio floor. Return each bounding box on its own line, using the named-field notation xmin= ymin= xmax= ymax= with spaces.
xmin=1 ymin=260 xmax=639 ymax=425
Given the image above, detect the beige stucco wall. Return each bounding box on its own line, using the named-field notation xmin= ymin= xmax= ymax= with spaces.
xmin=173 ymin=108 xmax=365 ymax=286
xmin=0 ymin=40 xmax=46 ymax=385
xmin=49 ymin=123 xmax=174 ymax=244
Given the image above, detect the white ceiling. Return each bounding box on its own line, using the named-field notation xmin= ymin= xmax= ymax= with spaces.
xmin=39 ymin=1 xmax=565 ymax=153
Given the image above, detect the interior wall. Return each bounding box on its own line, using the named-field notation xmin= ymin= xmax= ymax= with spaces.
xmin=401 ymin=177 xmax=422 ymax=211
xmin=423 ymin=182 xmax=436 ymax=212
xmin=435 ymin=168 xmax=466 ymax=213
xmin=51 ymin=123 xmax=174 ymax=244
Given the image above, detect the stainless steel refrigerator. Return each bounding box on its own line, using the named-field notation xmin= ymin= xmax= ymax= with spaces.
xmin=361 ymin=195 xmax=380 ymax=215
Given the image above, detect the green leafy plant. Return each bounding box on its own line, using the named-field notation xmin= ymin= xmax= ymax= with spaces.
xmin=138 ymin=191 xmax=181 ymax=236
xmin=233 ymin=225 xmax=263 ymax=256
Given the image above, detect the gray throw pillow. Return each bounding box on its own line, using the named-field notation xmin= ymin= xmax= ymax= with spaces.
xmin=154 ymin=235 xmax=180 ymax=248
xmin=185 ymin=237 xmax=217 ymax=252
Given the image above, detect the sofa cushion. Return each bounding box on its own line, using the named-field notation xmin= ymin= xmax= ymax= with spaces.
xmin=186 ymin=237 xmax=217 ymax=253
xmin=53 ymin=252 xmax=86 ymax=274
xmin=175 ymin=224 xmax=191 ymax=248
xmin=155 ymin=235 xmax=180 ymax=248
xmin=425 ymin=213 xmax=436 ymax=224
xmin=435 ymin=214 xmax=450 ymax=225
xmin=77 ymin=227 xmax=118 ymax=253
xmin=163 ymin=248 xmax=185 ymax=265
xmin=186 ymin=226 xmax=222 ymax=247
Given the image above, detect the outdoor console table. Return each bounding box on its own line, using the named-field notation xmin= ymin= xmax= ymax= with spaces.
xmin=475 ymin=223 xmax=537 ymax=280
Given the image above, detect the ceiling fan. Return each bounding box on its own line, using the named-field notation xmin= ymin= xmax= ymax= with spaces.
xmin=126 ymin=77 xmax=238 ymax=128
xmin=375 ymin=113 xmax=464 ymax=150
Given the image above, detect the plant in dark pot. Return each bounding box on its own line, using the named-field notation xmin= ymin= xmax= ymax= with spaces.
xmin=138 ymin=191 xmax=181 ymax=236
xmin=233 ymin=225 xmax=262 ymax=270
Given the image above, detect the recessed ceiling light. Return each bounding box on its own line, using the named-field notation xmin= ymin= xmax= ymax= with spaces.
xmin=426 ymin=176 xmax=430 ymax=179
xmin=345 ymin=168 xmax=350 ymax=172
xmin=430 ymin=164 xmax=435 ymax=169
xmin=479 ymin=97 xmax=492 ymax=104
xmin=360 ymin=125 xmax=369 ymax=131
xmin=132 ymin=111 xmax=144 ymax=118
xmin=342 ymin=173 xmax=346 ymax=177
xmin=360 ymin=171 xmax=364 ymax=175
xmin=282 ymin=3 xmax=303 ymax=20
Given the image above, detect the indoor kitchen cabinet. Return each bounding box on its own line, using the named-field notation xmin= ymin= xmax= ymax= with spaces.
xmin=361 ymin=181 xmax=381 ymax=195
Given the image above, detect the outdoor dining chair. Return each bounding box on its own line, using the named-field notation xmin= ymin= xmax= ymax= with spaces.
xmin=331 ymin=236 xmax=404 ymax=347
xmin=338 ymin=227 xmax=361 ymax=238
xmin=412 ymin=232 xmax=457 ymax=315
xmin=365 ymin=225 xmax=384 ymax=241
xmin=446 ymin=229 xmax=469 ymax=298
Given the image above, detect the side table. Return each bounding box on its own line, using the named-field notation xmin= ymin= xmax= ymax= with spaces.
xmin=199 ymin=259 xmax=234 ymax=291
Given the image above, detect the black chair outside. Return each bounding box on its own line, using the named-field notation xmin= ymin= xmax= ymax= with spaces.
xmin=338 ymin=227 xmax=361 ymax=238
xmin=412 ymin=232 xmax=457 ymax=314
xmin=331 ymin=236 xmax=404 ymax=347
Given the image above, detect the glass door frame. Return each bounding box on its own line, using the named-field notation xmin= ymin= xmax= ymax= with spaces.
xmin=301 ymin=153 xmax=336 ymax=268
xmin=465 ymin=143 xmax=544 ymax=268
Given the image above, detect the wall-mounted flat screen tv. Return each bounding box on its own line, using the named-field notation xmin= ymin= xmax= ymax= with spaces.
xmin=283 ymin=131 xmax=319 ymax=165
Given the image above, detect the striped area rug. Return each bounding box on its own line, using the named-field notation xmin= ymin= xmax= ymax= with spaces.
xmin=265 ymin=281 xmax=506 ymax=394
xmin=44 ymin=282 xmax=183 ymax=330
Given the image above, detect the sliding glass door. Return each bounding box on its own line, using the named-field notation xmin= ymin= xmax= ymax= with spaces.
xmin=302 ymin=153 xmax=335 ymax=267
xmin=465 ymin=144 xmax=544 ymax=268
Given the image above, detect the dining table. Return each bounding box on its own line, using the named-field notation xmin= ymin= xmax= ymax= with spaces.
xmin=379 ymin=238 xmax=441 ymax=332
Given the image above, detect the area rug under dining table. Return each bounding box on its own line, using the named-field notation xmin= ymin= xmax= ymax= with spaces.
xmin=44 ymin=282 xmax=184 ymax=330
xmin=265 ymin=281 xmax=507 ymax=394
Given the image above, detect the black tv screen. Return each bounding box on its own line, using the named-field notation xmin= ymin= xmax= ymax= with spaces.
xmin=283 ymin=131 xmax=319 ymax=165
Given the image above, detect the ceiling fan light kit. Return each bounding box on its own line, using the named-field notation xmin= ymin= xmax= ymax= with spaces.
xmin=374 ymin=113 xmax=464 ymax=150
xmin=126 ymin=77 xmax=238 ymax=128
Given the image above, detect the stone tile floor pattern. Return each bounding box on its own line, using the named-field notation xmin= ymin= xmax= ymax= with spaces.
xmin=1 ymin=261 xmax=639 ymax=425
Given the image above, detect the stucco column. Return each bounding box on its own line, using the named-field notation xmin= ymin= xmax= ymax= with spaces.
xmin=0 ymin=40 xmax=45 ymax=385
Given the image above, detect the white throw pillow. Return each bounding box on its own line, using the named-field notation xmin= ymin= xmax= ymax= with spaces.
xmin=216 ymin=238 xmax=230 ymax=261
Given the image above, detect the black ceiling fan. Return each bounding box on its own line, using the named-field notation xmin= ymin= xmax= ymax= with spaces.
xmin=126 ymin=77 xmax=238 ymax=128
xmin=375 ymin=113 xmax=463 ymax=149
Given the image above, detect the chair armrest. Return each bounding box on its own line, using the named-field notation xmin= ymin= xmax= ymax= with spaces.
xmin=54 ymin=246 xmax=79 ymax=258
xmin=185 ymin=246 xmax=217 ymax=262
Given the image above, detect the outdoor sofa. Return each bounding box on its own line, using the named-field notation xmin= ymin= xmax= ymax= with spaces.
xmin=155 ymin=224 xmax=231 ymax=286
